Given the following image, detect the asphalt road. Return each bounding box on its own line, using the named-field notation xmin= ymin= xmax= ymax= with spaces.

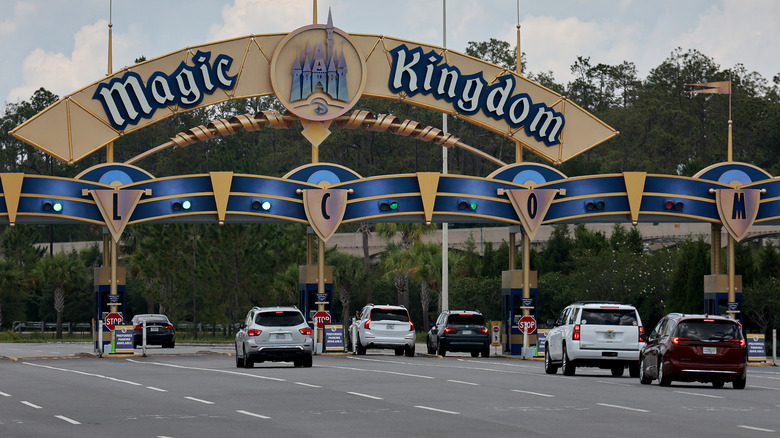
xmin=1 ymin=344 xmax=779 ymax=437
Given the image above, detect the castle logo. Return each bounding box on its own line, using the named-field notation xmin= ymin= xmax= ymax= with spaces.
xmin=271 ymin=11 xmax=366 ymax=122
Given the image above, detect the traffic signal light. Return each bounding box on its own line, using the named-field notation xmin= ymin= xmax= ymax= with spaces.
xmin=458 ymin=200 xmax=478 ymax=211
xmin=664 ymin=200 xmax=684 ymax=211
xmin=379 ymin=200 xmax=399 ymax=211
xmin=251 ymin=199 xmax=272 ymax=211
xmin=172 ymin=200 xmax=192 ymax=211
xmin=42 ymin=201 xmax=63 ymax=212
xmin=585 ymin=200 xmax=605 ymax=211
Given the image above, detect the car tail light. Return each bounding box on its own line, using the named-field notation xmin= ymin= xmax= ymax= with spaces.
xmin=443 ymin=327 xmax=456 ymax=334
xmin=364 ymin=319 xmax=372 ymax=329
xmin=165 ymin=325 xmax=174 ymax=330
xmin=299 ymin=327 xmax=312 ymax=336
xmin=639 ymin=326 xmax=645 ymax=342
xmin=573 ymin=324 xmax=580 ymax=340
xmin=703 ymin=319 xmax=715 ymax=322
xmin=247 ymin=328 xmax=262 ymax=337
xmin=478 ymin=327 xmax=489 ymax=335
xmin=134 ymin=325 xmax=142 ymax=330
xmin=409 ymin=321 xmax=414 ymax=331
xmin=672 ymin=337 xmax=690 ymax=345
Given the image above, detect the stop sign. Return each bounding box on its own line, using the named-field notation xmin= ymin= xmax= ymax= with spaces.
xmin=518 ymin=316 xmax=536 ymax=334
xmin=313 ymin=311 xmax=331 ymax=328
xmin=105 ymin=312 xmax=123 ymax=330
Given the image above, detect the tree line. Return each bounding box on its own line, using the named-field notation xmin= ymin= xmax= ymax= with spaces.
xmin=1 ymin=43 xmax=779 ymax=338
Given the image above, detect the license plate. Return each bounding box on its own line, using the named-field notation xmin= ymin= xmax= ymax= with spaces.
xmin=150 ymin=327 xmax=159 ymax=332
xmin=703 ymin=346 xmax=717 ymax=354
xmin=275 ymin=334 xmax=287 ymax=340
xmin=462 ymin=330 xmax=472 ymax=335
xmin=386 ymin=324 xmax=394 ymax=330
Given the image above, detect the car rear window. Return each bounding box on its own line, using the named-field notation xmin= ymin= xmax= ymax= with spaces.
xmin=370 ymin=308 xmax=409 ymax=322
xmin=580 ymin=309 xmax=638 ymax=326
xmin=448 ymin=314 xmax=485 ymax=325
xmin=256 ymin=311 xmax=304 ymax=327
xmin=675 ymin=320 xmax=743 ymax=342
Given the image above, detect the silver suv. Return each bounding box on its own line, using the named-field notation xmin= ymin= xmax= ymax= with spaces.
xmin=235 ymin=306 xmax=313 ymax=368
xmin=545 ymin=302 xmax=644 ymax=377
xmin=350 ymin=304 xmax=416 ymax=356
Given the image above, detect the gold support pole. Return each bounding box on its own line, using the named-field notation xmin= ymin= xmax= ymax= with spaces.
xmin=313 ymin=0 xmax=317 ymax=24
xmin=727 ymin=88 xmax=732 ymax=162
xmin=317 ymin=236 xmax=325 ymax=344
xmin=509 ymin=232 xmax=516 ymax=271
xmin=514 ymin=15 xmax=523 ymax=163
xmin=522 ymin=232 xmax=530 ymax=317
xmin=110 ymin=236 xmax=118 ymax=313
xmin=711 ymin=223 xmax=722 ymax=275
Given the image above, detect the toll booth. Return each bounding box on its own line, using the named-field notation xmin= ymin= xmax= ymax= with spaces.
xmin=501 ymin=270 xmax=538 ymax=356
xmin=298 ymin=265 xmax=333 ymax=325
xmin=94 ymin=266 xmax=127 ymax=321
xmin=704 ymin=274 xmax=743 ymax=324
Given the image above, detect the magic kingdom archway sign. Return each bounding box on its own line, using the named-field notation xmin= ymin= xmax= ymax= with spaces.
xmin=11 ymin=13 xmax=616 ymax=166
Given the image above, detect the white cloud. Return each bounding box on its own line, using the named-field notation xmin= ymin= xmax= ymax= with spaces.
xmin=208 ymin=0 xmax=312 ymax=41
xmin=0 ymin=1 xmax=36 ymax=36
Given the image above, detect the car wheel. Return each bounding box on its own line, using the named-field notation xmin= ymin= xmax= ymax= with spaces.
xmin=611 ymin=366 xmax=624 ymax=377
xmin=437 ymin=341 xmax=447 ymax=357
xmin=356 ymin=336 xmax=366 ymax=355
xmin=235 ymin=345 xmax=243 ymax=368
xmin=303 ymin=354 xmax=313 ymax=368
xmin=243 ymin=347 xmax=254 ymax=369
xmin=394 ymin=347 xmax=404 ymax=356
xmin=712 ymin=381 xmax=725 ymax=388
xmin=561 ymin=345 xmax=575 ymax=376
xmin=544 ymin=346 xmax=559 ymax=375
xmin=658 ymin=357 xmax=671 ymax=386
xmin=427 ymin=338 xmax=436 ymax=355
xmin=733 ymin=374 xmax=746 ymax=390
xmin=481 ymin=347 xmax=490 ymax=358
xmin=470 ymin=351 xmax=479 ymax=357
xmin=405 ymin=345 xmax=415 ymax=357
xmin=639 ymin=357 xmax=652 ymax=384
xmin=628 ymin=362 xmax=640 ymax=378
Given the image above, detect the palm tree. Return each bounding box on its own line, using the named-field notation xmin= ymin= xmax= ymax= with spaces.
xmin=0 ymin=259 xmax=21 ymax=329
xmin=30 ymin=253 xmax=86 ymax=339
xmin=406 ymin=241 xmax=441 ymax=330
xmin=376 ymin=223 xmax=437 ymax=308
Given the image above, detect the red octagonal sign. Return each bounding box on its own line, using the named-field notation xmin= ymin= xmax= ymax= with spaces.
xmin=105 ymin=312 xmax=123 ymax=330
xmin=313 ymin=311 xmax=331 ymax=328
xmin=518 ymin=316 xmax=536 ymax=334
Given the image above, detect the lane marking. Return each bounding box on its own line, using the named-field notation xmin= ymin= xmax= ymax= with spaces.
xmin=55 ymin=415 xmax=81 ymax=425
xmin=294 ymin=382 xmax=322 ymax=388
xmin=127 ymin=359 xmax=286 ymax=382
xmin=0 ymin=391 xmax=11 ymax=397
xmin=511 ymin=389 xmax=555 ymax=398
xmin=737 ymin=425 xmax=776 ymax=433
xmin=595 ymin=380 xmax=631 ymax=387
xmin=415 ymin=405 xmax=460 ymax=415
xmin=185 ymin=396 xmax=215 ymax=405
xmin=674 ymin=391 xmax=723 ymax=399
xmin=146 ymin=386 xmax=168 ymax=392
xmin=332 ymin=366 xmax=433 ymax=379
xmin=447 ymin=380 xmax=479 ymax=386
xmin=751 ymin=385 xmax=780 ymax=391
xmin=347 ymin=392 xmax=383 ymax=400
xmin=21 ymin=401 xmax=42 ymax=409
xmin=23 ymin=362 xmax=144 ymax=387
xmin=237 ymin=409 xmax=271 ymax=419
xmin=596 ymin=403 xmax=650 ymax=413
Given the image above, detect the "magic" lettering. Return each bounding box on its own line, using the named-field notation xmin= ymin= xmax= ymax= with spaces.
xmin=93 ymin=51 xmax=236 ymax=130
xmin=388 ymin=45 xmax=565 ymax=146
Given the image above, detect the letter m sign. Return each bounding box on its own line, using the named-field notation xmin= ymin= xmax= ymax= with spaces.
xmin=715 ymin=189 xmax=761 ymax=242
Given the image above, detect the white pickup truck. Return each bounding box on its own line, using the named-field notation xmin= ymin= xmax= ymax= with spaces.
xmin=544 ymin=302 xmax=645 ymax=377
xmin=349 ymin=304 xmax=416 ymax=357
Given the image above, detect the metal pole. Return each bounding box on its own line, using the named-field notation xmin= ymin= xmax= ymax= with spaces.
xmin=97 ymin=319 xmax=104 ymax=357
xmin=441 ymin=0 xmax=449 ymax=312
xmin=142 ymin=319 xmax=147 ymax=357
xmin=773 ymin=329 xmax=777 ymax=366
xmin=728 ymin=235 xmax=736 ymax=319
xmin=522 ymin=232 xmax=531 ymax=358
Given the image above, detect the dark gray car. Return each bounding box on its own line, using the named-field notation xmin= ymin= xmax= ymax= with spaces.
xmin=427 ymin=310 xmax=490 ymax=357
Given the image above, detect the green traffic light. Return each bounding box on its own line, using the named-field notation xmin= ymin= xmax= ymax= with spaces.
xmin=52 ymin=202 xmax=63 ymax=212
xmin=469 ymin=201 xmax=478 ymax=211
xmin=182 ymin=200 xmax=192 ymax=210
xmin=389 ymin=201 xmax=398 ymax=210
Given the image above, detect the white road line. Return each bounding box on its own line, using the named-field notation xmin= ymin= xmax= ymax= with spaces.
xmin=127 ymin=359 xmax=286 ymax=382
xmin=596 ymin=403 xmax=650 ymax=413
xmin=415 ymin=405 xmax=460 ymax=415
xmin=21 ymin=401 xmax=42 ymax=409
xmin=0 ymin=391 xmax=11 ymax=397
xmin=595 ymin=380 xmax=631 ymax=387
xmin=294 ymin=382 xmax=322 ymax=388
xmin=447 ymin=380 xmax=479 ymax=386
xmin=23 ymin=362 xmax=144 ymax=387
xmin=674 ymin=391 xmax=723 ymax=399
xmin=184 ymin=396 xmax=215 ymax=405
xmin=347 ymin=391 xmax=383 ymax=400
xmin=146 ymin=386 xmax=168 ymax=392
xmin=55 ymin=415 xmax=81 ymax=425
xmin=333 ymin=366 xmax=434 ymax=379
xmin=511 ymin=389 xmax=555 ymax=398
xmin=751 ymin=385 xmax=780 ymax=391
xmin=237 ymin=409 xmax=271 ymax=419
xmin=737 ymin=425 xmax=776 ymax=433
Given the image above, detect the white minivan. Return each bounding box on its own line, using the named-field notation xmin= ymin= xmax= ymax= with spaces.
xmin=544 ymin=302 xmax=645 ymax=377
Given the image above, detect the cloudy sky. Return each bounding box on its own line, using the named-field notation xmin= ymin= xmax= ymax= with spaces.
xmin=2 ymin=0 xmax=779 ymax=112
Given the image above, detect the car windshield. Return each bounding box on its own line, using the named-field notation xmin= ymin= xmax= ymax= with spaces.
xmin=134 ymin=315 xmax=170 ymax=324
xmin=370 ymin=309 xmax=409 ymax=322
xmin=580 ymin=309 xmax=637 ymax=326
xmin=676 ymin=321 xmax=742 ymax=342
xmin=256 ymin=311 xmax=304 ymax=327
xmin=448 ymin=314 xmax=484 ymax=326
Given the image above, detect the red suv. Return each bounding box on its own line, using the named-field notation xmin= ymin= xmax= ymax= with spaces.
xmin=639 ymin=313 xmax=746 ymax=389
